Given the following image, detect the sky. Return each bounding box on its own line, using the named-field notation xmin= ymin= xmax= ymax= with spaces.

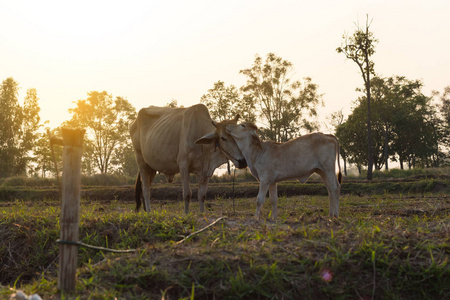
xmin=1 ymin=0 xmax=449 ymax=131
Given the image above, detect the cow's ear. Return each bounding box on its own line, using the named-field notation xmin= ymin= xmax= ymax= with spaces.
xmin=234 ymin=114 xmax=240 ymax=122
xmin=195 ymin=132 xmax=218 ymax=144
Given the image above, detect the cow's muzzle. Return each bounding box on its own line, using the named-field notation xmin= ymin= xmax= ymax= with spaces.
xmin=236 ymin=159 xmax=247 ymax=169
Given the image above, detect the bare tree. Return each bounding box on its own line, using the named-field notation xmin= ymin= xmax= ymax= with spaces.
xmin=337 ymin=15 xmax=378 ymax=180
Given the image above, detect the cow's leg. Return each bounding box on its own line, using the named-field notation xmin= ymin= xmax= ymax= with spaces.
xmin=141 ymin=168 xmax=156 ymax=212
xmin=268 ymin=183 xmax=278 ymax=220
xmin=319 ymin=170 xmax=341 ymax=217
xmin=196 ymin=175 xmax=210 ymax=213
xmin=180 ymin=163 xmax=192 ymax=214
xmin=134 ymin=152 xmax=156 ymax=212
xmin=255 ymin=182 xmax=270 ymax=219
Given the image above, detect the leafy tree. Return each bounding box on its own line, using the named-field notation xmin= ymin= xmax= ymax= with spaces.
xmin=201 ymin=81 xmax=256 ymax=123
xmin=366 ymin=76 xmax=397 ymax=170
xmin=165 ymin=99 xmax=183 ymax=108
xmin=394 ymin=94 xmax=438 ymax=169
xmin=382 ymin=78 xmax=439 ymax=169
xmin=0 ymin=79 xmax=44 ymax=177
xmin=437 ymin=86 xmax=450 ymax=139
xmin=115 ymin=143 xmax=138 ymax=177
xmin=0 ymin=78 xmax=23 ymax=177
xmin=435 ymin=86 xmax=450 ymax=164
xmin=337 ymin=76 xmax=440 ymax=171
xmin=337 ymin=15 xmax=378 ymax=180
xmin=67 ymin=91 xmax=136 ymax=174
xmin=21 ymin=88 xmax=42 ymax=173
xmin=240 ymin=53 xmax=322 ymax=142
xmin=328 ymin=110 xmax=348 ymax=175
xmin=335 ymin=104 xmax=369 ymax=174
xmin=34 ymin=126 xmax=62 ymax=178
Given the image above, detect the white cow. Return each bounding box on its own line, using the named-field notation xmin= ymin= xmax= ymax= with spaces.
xmin=226 ymin=122 xmax=342 ymax=219
xmin=129 ymin=104 xmax=247 ymax=213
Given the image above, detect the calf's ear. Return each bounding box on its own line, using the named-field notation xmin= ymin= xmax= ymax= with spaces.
xmin=251 ymin=132 xmax=263 ymax=149
xmin=225 ymin=125 xmax=232 ymax=134
xmin=195 ymin=132 xmax=218 ymax=144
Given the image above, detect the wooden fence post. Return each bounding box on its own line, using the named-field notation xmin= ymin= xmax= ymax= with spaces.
xmin=57 ymin=128 xmax=85 ymax=292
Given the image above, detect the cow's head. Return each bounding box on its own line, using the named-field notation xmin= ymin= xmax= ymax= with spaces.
xmin=225 ymin=122 xmax=262 ymax=149
xmin=195 ymin=114 xmax=247 ymax=169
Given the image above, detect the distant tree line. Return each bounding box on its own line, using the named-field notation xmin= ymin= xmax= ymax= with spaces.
xmin=201 ymin=53 xmax=323 ymax=143
xmin=0 ymin=78 xmax=138 ymax=178
xmin=334 ymin=15 xmax=449 ymax=175
xmin=0 ymin=78 xmax=41 ymax=177
xmin=1 ymin=47 xmax=449 ymax=178
xmin=199 ymin=51 xmax=449 ymax=173
xmin=335 ymin=76 xmax=447 ymax=174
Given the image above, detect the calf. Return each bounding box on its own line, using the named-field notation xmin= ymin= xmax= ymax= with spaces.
xmin=226 ymin=122 xmax=342 ymax=219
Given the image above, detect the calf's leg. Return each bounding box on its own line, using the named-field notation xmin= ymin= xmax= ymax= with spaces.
xmin=197 ymin=175 xmax=210 ymax=213
xmin=319 ymin=170 xmax=341 ymax=217
xmin=255 ymin=182 xmax=270 ymax=218
xmin=269 ymin=183 xmax=278 ymax=220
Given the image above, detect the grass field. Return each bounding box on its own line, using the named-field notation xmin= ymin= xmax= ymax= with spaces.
xmin=1 ymin=185 xmax=449 ymax=299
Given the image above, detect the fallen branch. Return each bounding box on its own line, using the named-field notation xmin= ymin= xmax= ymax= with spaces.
xmin=176 ymin=216 xmax=227 ymax=245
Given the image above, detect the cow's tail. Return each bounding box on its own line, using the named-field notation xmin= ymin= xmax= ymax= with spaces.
xmin=335 ymin=137 xmax=342 ymax=184
xmin=135 ymin=172 xmax=142 ymax=212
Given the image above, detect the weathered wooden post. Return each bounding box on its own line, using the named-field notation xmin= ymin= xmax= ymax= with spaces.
xmin=57 ymin=128 xmax=85 ymax=292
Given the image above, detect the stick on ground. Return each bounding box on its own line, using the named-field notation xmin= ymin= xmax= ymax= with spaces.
xmin=176 ymin=216 xmax=227 ymax=245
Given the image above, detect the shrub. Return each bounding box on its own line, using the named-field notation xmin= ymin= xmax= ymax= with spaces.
xmin=1 ymin=176 xmax=57 ymax=187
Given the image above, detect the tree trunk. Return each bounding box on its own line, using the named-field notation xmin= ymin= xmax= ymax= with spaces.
xmin=343 ymin=158 xmax=347 ymax=176
xmin=384 ymin=125 xmax=389 ymax=171
xmin=366 ymin=59 xmax=374 ymax=180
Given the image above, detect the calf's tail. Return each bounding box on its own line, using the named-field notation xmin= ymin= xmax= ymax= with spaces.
xmin=135 ymin=172 xmax=142 ymax=212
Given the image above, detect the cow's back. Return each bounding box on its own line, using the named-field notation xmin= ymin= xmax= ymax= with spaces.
xmin=130 ymin=106 xmax=187 ymax=174
xmin=262 ymin=133 xmax=337 ymax=172
xmin=129 ymin=104 xmax=215 ymax=175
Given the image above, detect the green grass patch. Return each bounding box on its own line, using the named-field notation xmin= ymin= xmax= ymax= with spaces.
xmin=1 ymin=191 xmax=449 ymax=299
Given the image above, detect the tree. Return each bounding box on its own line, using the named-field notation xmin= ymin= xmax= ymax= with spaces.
xmin=337 ymin=15 xmax=378 ymax=180
xmin=165 ymin=99 xmax=183 ymax=108
xmin=335 ymin=104 xmax=370 ymax=174
xmin=116 ymin=143 xmax=138 ymax=177
xmin=353 ymin=86 xmax=387 ymax=171
xmin=21 ymin=88 xmax=42 ymax=173
xmin=0 ymin=78 xmax=23 ymax=177
xmin=337 ymin=76 xmax=440 ymax=171
xmin=67 ymin=91 xmax=136 ymax=174
xmin=34 ymin=126 xmax=62 ymax=178
xmin=328 ymin=110 xmax=348 ymax=175
xmin=392 ymin=91 xmax=438 ymax=169
xmin=201 ymin=81 xmax=256 ymax=123
xmin=240 ymin=53 xmax=322 ymax=142
xmin=435 ymin=86 xmax=450 ymax=164
xmin=437 ymin=87 xmax=450 ymax=140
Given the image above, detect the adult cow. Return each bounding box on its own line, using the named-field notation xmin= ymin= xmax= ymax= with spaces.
xmin=129 ymin=104 xmax=247 ymax=213
xmin=226 ymin=122 xmax=342 ymax=219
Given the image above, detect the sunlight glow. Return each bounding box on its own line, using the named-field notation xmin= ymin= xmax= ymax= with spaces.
xmin=0 ymin=0 xmax=449 ymax=128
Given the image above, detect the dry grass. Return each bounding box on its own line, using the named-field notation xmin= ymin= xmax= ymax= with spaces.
xmin=0 ymin=191 xmax=449 ymax=299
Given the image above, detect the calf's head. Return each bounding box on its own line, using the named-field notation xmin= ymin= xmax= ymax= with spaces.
xmin=226 ymin=122 xmax=262 ymax=149
xmin=195 ymin=115 xmax=247 ymax=169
